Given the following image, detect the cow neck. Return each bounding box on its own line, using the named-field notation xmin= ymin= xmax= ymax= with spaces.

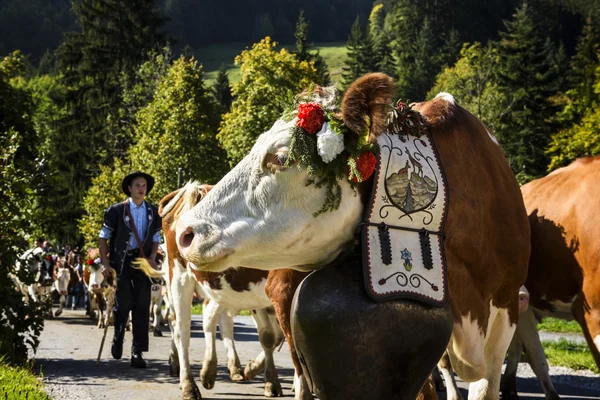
xmin=319 ymin=175 xmax=375 ymax=269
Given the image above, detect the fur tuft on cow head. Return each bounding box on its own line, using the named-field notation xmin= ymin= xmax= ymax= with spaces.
xmin=412 ymin=92 xmax=458 ymax=131
xmin=341 ymin=73 xmax=395 ymax=139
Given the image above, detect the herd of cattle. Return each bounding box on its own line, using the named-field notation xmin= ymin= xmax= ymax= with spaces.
xmin=12 ymin=73 xmax=600 ymax=400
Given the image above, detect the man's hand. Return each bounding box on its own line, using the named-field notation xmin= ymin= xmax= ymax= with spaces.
xmin=148 ymin=257 xmax=158 ymax=270
xmin=102 ymin=265 xmax=116 ymax=279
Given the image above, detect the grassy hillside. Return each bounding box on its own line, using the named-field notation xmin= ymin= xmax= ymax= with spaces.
xmin=197 ymin=41 xmax=347 ymax=87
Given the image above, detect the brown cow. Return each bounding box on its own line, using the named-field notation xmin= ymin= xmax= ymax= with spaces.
xmin=174 ymin=74 xmax=530 ymax=399
xmin=500 ymin=156 xmax=600 ymax=400
xmin=135 ymin=182 xmax=307 ymax=399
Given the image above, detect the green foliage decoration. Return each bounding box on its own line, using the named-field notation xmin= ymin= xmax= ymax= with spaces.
xmin=218 ymin=37 xmax=321 ymax=167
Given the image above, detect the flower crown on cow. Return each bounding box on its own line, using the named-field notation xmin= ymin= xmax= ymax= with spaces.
xmin=87 ymin=257 xmax=102 ymax=271
xmin=285 ymin=88 xmax=428 ymax=216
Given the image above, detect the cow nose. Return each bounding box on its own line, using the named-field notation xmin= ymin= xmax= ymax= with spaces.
xmin=179 ymin=226 xmax=195 ymax=250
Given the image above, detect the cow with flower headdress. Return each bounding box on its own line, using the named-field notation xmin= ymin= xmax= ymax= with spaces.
xmin=174 ymin=73 xmax=530 ymax=400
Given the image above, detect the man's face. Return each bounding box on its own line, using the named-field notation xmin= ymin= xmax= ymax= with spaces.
xmin=35 ymin=240 xmax=42 ymax=247
xmin=129 ymin=177 xmax=148 ymax=200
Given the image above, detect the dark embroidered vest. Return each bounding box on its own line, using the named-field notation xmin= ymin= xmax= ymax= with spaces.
xmin=102 ymin=201 xmax=162 ymax=273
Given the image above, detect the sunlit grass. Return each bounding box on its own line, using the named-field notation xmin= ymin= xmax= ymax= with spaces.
xmin=191 ymin=302 xmax=251 ymax=316
xmin=0 ymin=358 xmax=50 ymax=400
xmin=537 ymin=317 xmax=582 ymax=333
xmin=541 ymin=338 xmax=598 ymax=373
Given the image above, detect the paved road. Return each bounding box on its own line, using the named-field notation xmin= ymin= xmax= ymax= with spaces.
xmin=36 ymin=309 xmax=600 ymax=399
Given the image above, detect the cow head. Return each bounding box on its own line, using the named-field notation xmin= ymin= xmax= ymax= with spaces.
xmin=176 ymin=73 xmax=395 ymax=272
xmin=88 ymin=267 xmax=104 ymax=294
xmin=55 ymin=265 xmax=71 ymax=296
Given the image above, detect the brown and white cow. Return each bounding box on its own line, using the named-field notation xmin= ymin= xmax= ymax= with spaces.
xmin=136 ymin=182 xmax=307 ymax=399
xmin=52 ymin=258 xmax=72 ymax=317
xmin=174 ymin=73 xmax=530 ymax=399
xmin=83 ymin=258 xmax=115 ymax=329
xmin=500 ymin=156 xmax=600 ymax=400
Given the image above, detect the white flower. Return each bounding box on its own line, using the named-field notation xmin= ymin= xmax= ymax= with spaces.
xmin=316 ymin=122 xmax=344 ymax=163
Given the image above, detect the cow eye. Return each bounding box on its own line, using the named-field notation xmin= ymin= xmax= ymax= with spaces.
xmin=263 ymin=152 xmax=292 ymax=173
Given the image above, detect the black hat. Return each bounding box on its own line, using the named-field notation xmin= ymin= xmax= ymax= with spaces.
xmin=122 ymin=171 xmax=155 ymax=197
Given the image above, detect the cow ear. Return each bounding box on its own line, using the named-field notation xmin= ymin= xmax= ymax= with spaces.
xmin=341 ymin=73 xmax=395 ymax=140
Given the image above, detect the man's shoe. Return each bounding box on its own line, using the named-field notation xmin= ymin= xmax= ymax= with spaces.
xmin=131 ymin=353 xmax=147 ymax=368
xmin=111 ymin=338 xmax=123 ymax=360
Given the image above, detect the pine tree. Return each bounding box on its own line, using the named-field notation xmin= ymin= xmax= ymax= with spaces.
xmin=294 ymin=9 xmax=330 ymax=86
xmin=342 ymin=17 xmax=370 ymax=89
xmin=563 ymin=17 xmax=600 ymax=121
xmin=496 ymin=2 xmax=561 ymax=182
xmin=295 ymin=9 xmax=310 ymax=63
xmin=47 ymin=0 xmax=169 ymax=243
xmin=213 ymin=64 xmax=232 ymax=112
xmin=404 ymin=18 xmax=438 ymax=101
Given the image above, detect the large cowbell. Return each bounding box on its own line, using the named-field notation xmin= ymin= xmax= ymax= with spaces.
xmin=290 ymin=131 xmax=453 ymax=400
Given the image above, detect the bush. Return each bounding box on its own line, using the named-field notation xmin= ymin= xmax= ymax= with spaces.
xmin=0 ymin=358 xmax=51 ymax=400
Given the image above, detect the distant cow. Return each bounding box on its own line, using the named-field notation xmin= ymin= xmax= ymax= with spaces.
xmin=53 ymin=259 xmax=72 ymax=317
xmin=500 ymin=156 xmax=600 ymax=400
xmin=84 ymin=258 xmax=115 ymax=328
xmin=174 ymin=73 xmax=530 ymax=399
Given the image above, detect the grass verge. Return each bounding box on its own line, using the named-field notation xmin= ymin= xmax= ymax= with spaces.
xmin=0 ymin=359 xmax=50 ymax=400
xmin=538 ymin=317 xmax=582 ymax=333
xmin=191 ymin=303 xmax=251 ymax=316
xmin=541 ymin=338 xmax=599 ymax=373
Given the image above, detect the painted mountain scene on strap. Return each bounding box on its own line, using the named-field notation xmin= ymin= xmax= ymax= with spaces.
xmin=385 ymin=149 xmax=438 ymax=214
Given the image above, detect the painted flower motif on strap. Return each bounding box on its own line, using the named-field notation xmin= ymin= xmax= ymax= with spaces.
xmin=316 ymin=122 xmax=344 ymax=163
xmin=297 ymin=102 xmax=325 ymax=134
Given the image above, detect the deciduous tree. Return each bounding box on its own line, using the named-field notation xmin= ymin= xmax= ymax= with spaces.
xmin=218 ymin=37 xmax=320 ymax=166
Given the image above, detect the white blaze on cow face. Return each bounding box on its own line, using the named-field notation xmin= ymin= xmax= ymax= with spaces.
xmin=89 ymin=268 xmax=104 ymax=292
xmin=55 ymin=268 xmax=71 ymax=295
xmin=176 ymin=118 xmax=363 ymax=272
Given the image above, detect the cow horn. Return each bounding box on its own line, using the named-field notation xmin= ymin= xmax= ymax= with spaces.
xmin=341 ymin=73 xmax=396 ymax=139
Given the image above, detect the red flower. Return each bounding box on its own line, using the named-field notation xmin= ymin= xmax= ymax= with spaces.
xmin=349 ymin=152 xmax=377 ymax=183
xmin=296 ymin=102 xmax=325 ymax=134
xmin=87 ymin=259 xmax=94 ymax=265
xmin=46 ymin=255 xmax=52 ymax=261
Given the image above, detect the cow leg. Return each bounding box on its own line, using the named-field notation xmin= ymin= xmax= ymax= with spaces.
xmin=218 ymin=311 xmax=244 ymax=382
xmin=244 ymin=348 xmax=266 ymax=380
xmin=152 ymin=296 xmax=163 ymax=336
xmin=54 ymin=293 xmax=65 ymax=317
xmin=500 ymin=327 xmax=523 ymax=400
xmin=438 ymin=351 xmax=464 ymax=400
xmin=572 ymin=292 xmax=600 ymax=372
xmin=28 ymin=285 xmax=39 ymax=303
xmin=200 ymin=299 xmax=222 ymax=389
xmin=169 ymin=336 xmax=180 ymax=377
xmin=513 ymin=308 xmax=560 ymax=400
xmin=171 ymin=264 xmax=200 ymax=400
xmin=252 ymin=307 xmax=283 ymax=398
xmin=467 ymin=307 xmax=515 ymax=400
xmin=265 ymin=270 xmax=311 ymax=399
